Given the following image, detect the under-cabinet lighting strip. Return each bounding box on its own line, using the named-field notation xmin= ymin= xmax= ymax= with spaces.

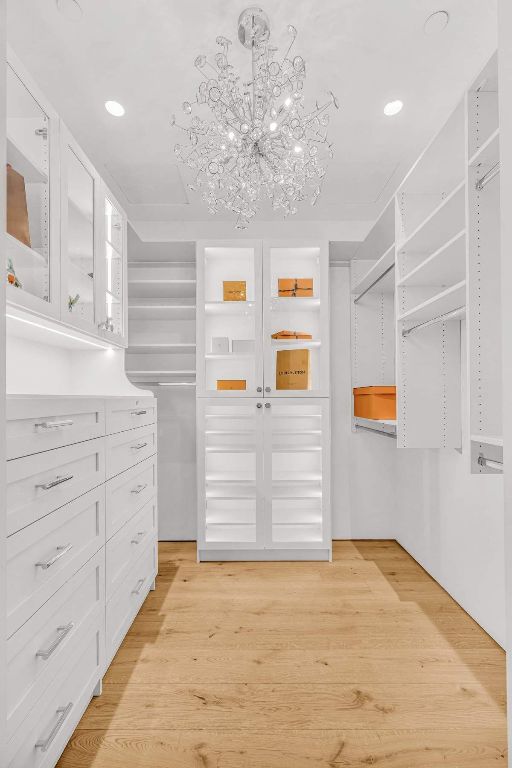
xmin=6 ymin=313 xmax=114 ymax=349
xmin=353 ymin=264 xmax=395 ymax=304
xmin=401 ymin=306 xmax=465 ymax=337
xmin=475 ymin=162 xmax=500 ymax=191
xmin=477 ymin=454 xmax=503 ymax=472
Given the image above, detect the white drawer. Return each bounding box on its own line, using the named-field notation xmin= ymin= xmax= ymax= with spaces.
xmin=7 ymin=397 xmax=106 ymax=460
xmin=106 ymin=498 xmax=157 ymax=600
xmin=106 ymin=424 xmax=157 ymax=480
xmin=106 ymin=396 xmax=156 ymax=435
xmin=7 ymin=486 xmax=105 ymax=637
xmin=7 ymin=617 xmax=104 ymax=768
xmin=105 ymin=455 xmax=157 ymax=540
xmin=6 ymin=549 xmax=104 ymax=740
xmin=6 ymin=437 xmax=105 ymax=536
xmin=106 ymin=537 xmax=157 ymax=663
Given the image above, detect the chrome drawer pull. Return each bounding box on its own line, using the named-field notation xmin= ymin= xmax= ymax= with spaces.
xmin=131 ymin=409 xmax=147 ymax=416
xmin=36 ymin=543 xmax=73 ymax=570
xmin=131 ymin=442 xmax=148 ymax=451
xmin=35 ymin=420 xmax=74 ymax=430
xmin=131 ymin=483 xmax=148 ymax=495
xmin=131 ymin=531 xmax=147 ymax=545
xmin=35 ymin=702 xmax=73 ymax=752
xmin=36 ymin=474 xmax=74 ymax=491
xmin=132 ymin=577 xmax=145 ymax=595
xmin=36 ymin=623 xmax=75 ymax=660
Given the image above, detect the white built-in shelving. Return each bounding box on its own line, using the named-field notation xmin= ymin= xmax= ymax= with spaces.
xmin=398 ymin=280 xmax=466 ymax=325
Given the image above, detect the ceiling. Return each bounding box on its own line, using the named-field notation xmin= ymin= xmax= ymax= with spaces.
xmin=7 ymin=0 xmax=498 ymax=241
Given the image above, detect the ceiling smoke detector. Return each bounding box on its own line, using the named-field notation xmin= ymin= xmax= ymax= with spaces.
xmin=423 ymin=10 xmax=450 ymax=35
xmin=55 ymin=0 xmax=83 ymax=21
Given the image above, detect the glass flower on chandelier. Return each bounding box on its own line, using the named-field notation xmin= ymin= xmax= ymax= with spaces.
xmin=171 ymin=7 xmax=339 ymax=229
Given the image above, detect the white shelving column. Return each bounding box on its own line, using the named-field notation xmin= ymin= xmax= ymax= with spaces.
xmin=395 ymin=101 xmax=466 ymax=449
xmin=351 ymin=199 xmax=396 ymax=437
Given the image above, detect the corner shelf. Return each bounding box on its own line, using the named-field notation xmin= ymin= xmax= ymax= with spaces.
xmin=398 ymin=280 xmax=466 ymax=325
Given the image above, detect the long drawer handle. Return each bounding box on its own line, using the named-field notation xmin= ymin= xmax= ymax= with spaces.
xmin=131 ymin=530 xmax=147 ymax=545
xmin=131 ymin=442 xmax=148 ymax=451
xmin=36 ymin=474 xmax=74 ymax=491
xmin=132 ymin=577 xmax=145 ymax=595
xmin=35 ymin=702 xmax=73 ymax=752
xmin=36 ymin=543 xmax=73 ymax=570
xmin=131 ymin=409 xmax=147 ymax=416
xmin=131 ymin=483 xmax=148 ymax=495
xmin=36 ymin=623 xmax=75 ymax=660
xmin=34 ymin=420 xmax=74 ymax=430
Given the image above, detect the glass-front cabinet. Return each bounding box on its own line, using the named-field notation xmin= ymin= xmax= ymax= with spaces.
xmin=60 ymin=126 xmax=98 ymax=332
xmin=6 ymin=57 xmax=59 ymax=317
xmin=99 ymin=190 xmax=126 ymax=343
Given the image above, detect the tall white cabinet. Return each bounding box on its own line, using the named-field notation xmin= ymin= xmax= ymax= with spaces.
xmin=196 ymin=241 xmax=330 ymax=561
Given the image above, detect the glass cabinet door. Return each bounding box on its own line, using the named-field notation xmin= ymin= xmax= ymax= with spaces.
xmin=197 ymin=242 xmax=263 ymax=397
xmin=101 ymin=194 xmax=125 ymax=339
xmin=61 ymin=137 xmax=96 ymax=330
xmin=6 ymin=62 xmax=58 ymax=316
xmin=263 ymin=242 xmax=329 ymax=397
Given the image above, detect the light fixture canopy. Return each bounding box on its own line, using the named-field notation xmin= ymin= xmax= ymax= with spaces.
xmin=384 ymin=99 xmax=403 ymax=117
xmin=171 ymin=7 xmax=339 ymax=229
xmin=105 ymin=100 xmax=125 ymax=117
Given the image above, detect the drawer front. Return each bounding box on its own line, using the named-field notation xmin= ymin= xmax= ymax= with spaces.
xmin=7 ymin=486 xmax=105 ymax=637
xmin=106 ymin=396 xmax=156 ymax=436
xmin=7 ymin=398 xmax=106 ymax=460
xmin=107 ymin=498 xmax=157 ymax=600
xmin=105 ymin=455 xmax=157 ymax=540
xmin=107 ymin=537 xmax=157 ymax=663
xmin=6 ymin=549 xmax=104 ymax=739
xmin=7 ymin=618 xmax=104 ymax=768
xmin=106 ymin=425 xmax=157 ymax=480
xmin=7 ymin=437 xmax=105 ymax=536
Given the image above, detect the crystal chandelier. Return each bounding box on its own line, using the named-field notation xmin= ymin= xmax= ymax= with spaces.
xmin=171 ymin=6 xmax=339 ymax=229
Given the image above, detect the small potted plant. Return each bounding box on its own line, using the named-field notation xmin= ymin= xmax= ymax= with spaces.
xmin=68 ymin=293 xmax=80 ymax=311
xmin=6 ymin=258 xmax=22 ymax=288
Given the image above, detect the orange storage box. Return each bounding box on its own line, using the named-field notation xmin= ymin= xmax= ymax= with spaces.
xmin=353 ymin=386 xmax=396 ymax=420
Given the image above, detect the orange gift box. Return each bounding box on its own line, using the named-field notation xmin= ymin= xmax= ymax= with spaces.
xmin=271 ymin=330 xmax=313 ymax=340
xmin=278 ymin=278 xmax=314 ymax=298
xmin=217 ymin=379 xmax=247 ymax=391
xmin=223 ymin=281 xmax=246 ymax=301
xmin=276 ymin=349 xmax=311 ymax=391
xmin=353 ymin=386 xmax=396 ymax=420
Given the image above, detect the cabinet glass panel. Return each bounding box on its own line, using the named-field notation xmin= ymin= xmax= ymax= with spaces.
xmin=104 ymin=197 xmax=123 ymax=336
xmin=269 ymin=402 xmax=324 ymax=546
xmin=6 ymin=64 xmax=51 ymax=303
xmin=202 ymin=246 xmax=260 ymax=395
xmin=203 ymin=403 xmax=261 ymax=545
xmin=64 ymin=146 xmax=95 ymax=324
xmin=264 ymin=245 xmax=326 ymax=395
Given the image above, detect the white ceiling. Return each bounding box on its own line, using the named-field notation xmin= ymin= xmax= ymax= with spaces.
xmin=7 ymin=0 xmax=498 ymax=241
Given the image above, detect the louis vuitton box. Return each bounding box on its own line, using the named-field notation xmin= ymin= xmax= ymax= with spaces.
xmin=276 ymin=348 xmax=311 ymax=390
xmin=223 ymin=280 xmax=247 ymax=301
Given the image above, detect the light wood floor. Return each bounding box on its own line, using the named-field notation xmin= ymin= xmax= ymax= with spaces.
xmin=58 ymin=541 xmax=507 ymax=767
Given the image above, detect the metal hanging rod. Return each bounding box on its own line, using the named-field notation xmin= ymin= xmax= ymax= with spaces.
xmin=477 ymin=454 xmax=503 ymax=472
xmin=402 ymin=306 xmax=465 ymax=338
xmin=355 ymin=424 xmax=397 ymax=439
xmin=475 ymin=162 xmax=500 ymax=191
xmin=353 ymin=264 xmax=395 ymax=305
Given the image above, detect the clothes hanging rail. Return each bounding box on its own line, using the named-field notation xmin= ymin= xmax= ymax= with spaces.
xmin=353 ymin=264 xmax=395 ymax=304
xmin=475 ymin=161 xmax=500 ymax=191
xmin=401 ymin=306 xmax=465 ymax=338
xmin=354 ymin=424 xmax=397 ymax=439
xmin=477 ymin=454 xmax=503 ymax=472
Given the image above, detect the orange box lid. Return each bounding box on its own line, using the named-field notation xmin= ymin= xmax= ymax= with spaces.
xmin=353 ymin=386 xmax=396 ymax=395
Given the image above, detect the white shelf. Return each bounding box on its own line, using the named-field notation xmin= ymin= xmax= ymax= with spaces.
xmin=128 ymin=279 xmax=196 ymax=299
xmin=205 ymin=430 xmax=256 ymax=436
xmin=398 ymin=280 xmax=466 ymax=325
xmin=206 ymin=490 xmax=256 ymax=500
xmin=272 ymin=446 xmax=322 ymax=453
xmin=469 ymin=127 xmax=499 ymax=168
xmin=6 ymin=233 xmax=47 ymax=267
xmin=273 ymin=473 xmax=322 ymax=483
xmin=126 ymin=369 xmax=196 ymax=376
xmin=354 ymin=417 xmax=397 ymax=436
xmin=206 ymin=446 xmax=255 ymax=454
xmin=398 ymin=181 xmax=466 ymax=255
xmin=158 ymin=382 xmax=196 ymax=387
xmin=128 ymin=301 xmax=196 ymax=320
xmin=205 ymin=353 xmax=253 ymax=360
xmin=270 ymin=297 xmax=321 ymax=311
xmin=352 ymin=244 xmax=395 ymax=297
xmin=471 ymin=434 xmax=503 ymax=447
xmin=398 ymin=230 xmax=466 ymax=288
xmin=128 ymin=343 xmax=196 ymax=354
xmin=205 ymin=301 xmax=255 ymax=314
xmin=7 ymin=134 xmax=47 ymax=183
xmin=271 ymin=339 xmax=321 ymax=348
xmin=272 ymin=430 xmax=322 ymax=436
xmin=272 ymin=489 xmax=322 ymax=500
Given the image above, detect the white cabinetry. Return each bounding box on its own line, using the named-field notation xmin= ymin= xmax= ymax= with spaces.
xmin=196 ymin=240 xmax=330 ymax=561
xmin=2 ymin=394 xmax=158 ymax=768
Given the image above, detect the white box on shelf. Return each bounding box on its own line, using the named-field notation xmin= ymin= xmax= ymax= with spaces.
xmin=211 ymin=337 xmax=230 ymax=354
xmin=232 ymin=339 xmax=255 ymax=355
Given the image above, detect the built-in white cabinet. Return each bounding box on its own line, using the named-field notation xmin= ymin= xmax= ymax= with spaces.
xmin=197 ymin=397 xmax=330 ymax=561
xmin=197 ymin=240 xmax=329 ymax=398
xmin=5 ymin=51 xmax=128 ymax=348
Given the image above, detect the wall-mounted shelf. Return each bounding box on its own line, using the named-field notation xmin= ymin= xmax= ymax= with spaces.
xmin=352 ymin=244 xmax=395 ymax=298
xmin=399 ymin=280 xmax=466 ymax=325
xmin=129 ymin=343 xmax=196 ymax=354
xmin=398 ymin=180 xmax=466 ymax=255
xmin=353 ymin=417 xmax=397 ymax=436
xmin=398 ymin=230 xmax=466 ymax=288
xmin=128 ymin=279 xmax=196 ymax=299
xmin=471 ymin=434 xmax=503 ymax=447
xmin=469 ymin=127 xmax=499 ymax=167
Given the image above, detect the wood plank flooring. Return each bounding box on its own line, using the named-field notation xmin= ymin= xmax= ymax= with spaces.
xmin=57 ymin=541 xmax=507 ymax=767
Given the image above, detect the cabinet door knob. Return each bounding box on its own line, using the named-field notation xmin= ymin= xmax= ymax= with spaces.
xmin=256 ymin=387 xmax=262 ymax=393
xmin=256 ymin=403 xmax=263 ymax=409
xmin=265 ymin=387 xmax=271 ymax=393
xmin=265 ymin=403 xmax=271 ymax=409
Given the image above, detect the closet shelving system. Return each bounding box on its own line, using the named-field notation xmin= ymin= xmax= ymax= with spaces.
xmin=351 ymin=52 xmax=502 ymax=472
xmin=126 ymin=258 xmax=197 ymax=389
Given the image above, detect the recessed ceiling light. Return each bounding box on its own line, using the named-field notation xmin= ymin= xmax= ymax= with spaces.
xmin=55 ymin=0 xmax=83 ymax=21
xmin=384 ymin=100 xmax=403 ymax=117
xmin=105 ymin=101 xmax=125 ymax=117
xmin=423 ymin=10 xmax=450 ymax=35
